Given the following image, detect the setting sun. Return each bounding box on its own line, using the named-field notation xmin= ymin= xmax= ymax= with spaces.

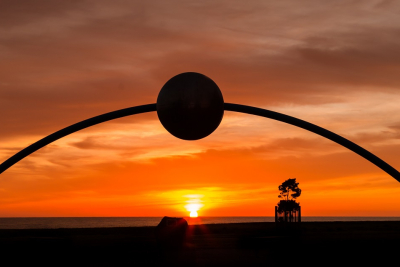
xmin=185 ymin=203 xmax=202 ymax=217
xmin=190 ymin=210 xmax=198 ymax=217
xmin=185 ymin=194 xmax=203 ymax=217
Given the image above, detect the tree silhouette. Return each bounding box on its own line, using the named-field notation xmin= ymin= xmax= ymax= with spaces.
xmin=278 ymin=178 xmax=301 ymax=201
xmin=277 ymin=178 xmax=301 ymax=214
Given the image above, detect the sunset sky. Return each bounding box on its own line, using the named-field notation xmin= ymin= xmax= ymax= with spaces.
xmin=1 ymin=0 xmax=400 ymax=217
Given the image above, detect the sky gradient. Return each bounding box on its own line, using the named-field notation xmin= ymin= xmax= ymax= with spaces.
xmin=1 ymin=0 xmax=400 ymax=217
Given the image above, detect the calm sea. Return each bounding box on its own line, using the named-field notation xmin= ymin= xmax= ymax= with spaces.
xmin=0 ymin=217 xmax=400 ymax=229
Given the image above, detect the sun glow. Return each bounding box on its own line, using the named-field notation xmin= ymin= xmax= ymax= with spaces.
xmin=190 ymin=210 xmax=198 ymax=217
xmin=184 ymin=194 xmax=203 ymax=217
xmin=185 ymin=203 xmax=202 ymax=217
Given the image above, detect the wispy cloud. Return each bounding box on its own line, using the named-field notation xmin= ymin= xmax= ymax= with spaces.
xmin=1 ymin=0 xmax=400 ymax=216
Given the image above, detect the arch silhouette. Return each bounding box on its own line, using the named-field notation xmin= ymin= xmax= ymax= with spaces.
xmin=1 ymin=103 xmax=399 ymax=183
xmin=224 ymin=103 xmax=400 ymax=182
xmin=0 ymin=104 xmax=156 ymax=174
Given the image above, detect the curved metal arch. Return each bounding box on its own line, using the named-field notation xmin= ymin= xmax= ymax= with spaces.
xmin=0 ymin=104 xmax=157 ymax=174
xmin=225 ymin=103 xmax=400 ymax=182
xmin=1 ymin=102 xmax=399 ymax=183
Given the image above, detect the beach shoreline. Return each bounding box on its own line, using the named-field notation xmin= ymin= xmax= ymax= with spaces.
xmin=1 ymin=221 xmax=399 ymax=266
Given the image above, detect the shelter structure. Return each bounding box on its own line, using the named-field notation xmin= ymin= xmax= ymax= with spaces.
xmin=156 ymin=216 xmax=188 ymax=248
xmin=275 ymin=204 xmax=301 ymax=224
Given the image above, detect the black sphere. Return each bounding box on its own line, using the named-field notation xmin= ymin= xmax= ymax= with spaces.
xmin=157 ymin=72 xmax=224 ymax=140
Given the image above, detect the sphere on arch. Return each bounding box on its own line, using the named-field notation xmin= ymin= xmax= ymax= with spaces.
xmin=157 ymin=72 xmax=224 ymax=140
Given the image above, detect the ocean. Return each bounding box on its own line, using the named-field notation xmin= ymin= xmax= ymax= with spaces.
xmin=0 ymin=217 xmax=400 ymax=229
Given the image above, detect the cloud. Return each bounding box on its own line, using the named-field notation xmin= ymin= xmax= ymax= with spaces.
xmin=1 ymin=0 xmax=400 ymax=216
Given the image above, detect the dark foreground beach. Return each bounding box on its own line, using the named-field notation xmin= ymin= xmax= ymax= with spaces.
xmin=1 ymin=221 xmax=399 ymax=266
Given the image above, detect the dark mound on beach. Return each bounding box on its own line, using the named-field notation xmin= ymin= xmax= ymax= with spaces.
xmin=1 ymin=221 xmax=399 ymax=266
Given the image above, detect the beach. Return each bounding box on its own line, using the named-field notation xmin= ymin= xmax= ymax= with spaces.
xmin=1 ymin=221 xmax=399 ymax=266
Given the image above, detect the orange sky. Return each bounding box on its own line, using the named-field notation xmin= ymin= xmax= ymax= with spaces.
xmin=1 ymin=0 xmax=400 ymax=217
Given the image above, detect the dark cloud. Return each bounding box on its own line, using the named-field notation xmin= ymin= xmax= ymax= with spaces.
xmin=1 ymin=0 xmax=400 ymax=161
xmin=69 ymin=136 xmax=152 ymax=154
xmin=388 ymin=123 xmax=400 ymax=134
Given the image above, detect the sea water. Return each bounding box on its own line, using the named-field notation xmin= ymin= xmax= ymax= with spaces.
xmin=0 ymin=217 xmax=400 ymax=229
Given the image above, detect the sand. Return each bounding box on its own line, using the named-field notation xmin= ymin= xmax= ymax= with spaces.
xmin=1 ymin=221 xmax=399 ymax=266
